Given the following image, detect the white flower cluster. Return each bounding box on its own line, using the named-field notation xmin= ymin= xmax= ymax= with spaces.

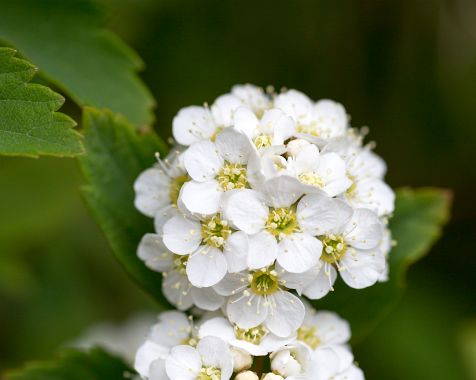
xmin=135 ymin=306 xmax=363 ymax=380
xmin=133 ymin=84 xmax=395 ymax=378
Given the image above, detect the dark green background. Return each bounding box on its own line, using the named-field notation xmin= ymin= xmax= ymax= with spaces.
xmin=1 ymin=0 xmax=475 ymax=379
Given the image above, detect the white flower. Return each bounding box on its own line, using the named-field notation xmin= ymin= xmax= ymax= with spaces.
xmin=134 ymin=311 xmax=194 ymax=379
xmin=224 ymin=182 xmax=347 ymax=273
xmin=198 ymin=316 xmax=295 ymax=356
xmin=308 ymin=346 xmax=362 ymax=380
xmin=213 ymin=267 xmax=308 ymax=337
xmin=165 ymin=336 xmax=233 ymax=380
xmin=138 ymin=233 xmax=224 ymax=310
xmin=235 ymin=371 xmax=260 ymax=380
xmin=288 ymin=144 xmax=352 ymax=197
xmin=274 ymin=90 xmax=348 ymax=142
xmin=270 ymin=342 xmax=311 ymax=379
xmin=180 ymin=128 xmax=259 ymax=215
xmin=134 ymin=148 xmax=188 ymax=230
xmin=231 ymin=348 xmax=253 ymax=372
xmin=234 ymin=107 xmax=295 ymax=149
xmin=300 ymin=196 xmax=384 ymax=296
xmin=231 ymin=84 xmax=272 ymax=116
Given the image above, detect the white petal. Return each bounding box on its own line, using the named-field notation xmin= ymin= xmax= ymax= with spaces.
xmin=211 ymin=94 xmax=242 ymax=127
xmin=278 ymin=264 xmax=319 ymax=294
xmin=346 ymin=178 xmax=395 ymax=216
xmin=263 ymin=176 xmax=304 ymax=208
xmin=277 ymin=234 xmax=322 ymax=273
xmin=180 ymin=180 xmax=222 ymax=215
xmin=233 ymin=107 xmax=259 ymax=138
xmin=274 ymin=90 xmax=313 ymax=121
xmin=135 ymin=341 xmax=169 ymax=379
xmin=311 ymin=99 xmax=348 ymax=139
xmin=162 ymin=271 xmax=194 ymax=310
xmin=197 ymin=336 xmax=233 ymax=378
xmin=248 ymin=231 xmax=278 ymax=269
xmin=198 ymin=317 xmax=235 ymax=342
xmin=224 ymin=231 xmax=249 ymax=273
xmin=154 ymin=205 xmax=179 ymax=234
xmin=318 ymin=153 xmax=352 ymax=196
xmin=340 ymin=248 xmax=386 ymax=289
xmin=149 ymin=311 xmax=191 ymax=347
xmin=260 ymin=109 xmax=296 ymax=144
xmin=134 ymin=168 xmax=171 ymax=217
xmin=232 ymin=84 xmax=271 ymax=114
xmin=222 ymin=189 xmax=268 ymax=234
xmin=298 ymin=194 xmax=352 ymax=236
xmin=165 ymin=345 xmax=201 ymax=380
xmin=163 ymin=215 xmax=201 ymax=254
xmin=138 ymin=233 xmax=173 ymax=272
xmin=227 ymin=293 xmax=268 ymax=328
xmin=149 ymin=358 xmax=169 ymax=380
xmin=344 ymin=209 xmax=383 ymax=249
xmin=303 ymin=265 xmax=337 ymax=300
xmin=191 ymin=286 xmax=224 ymax=311
xmin=307 ymin=311 xmax=351 ymax=346
xmin=215 ymin=128 xmax=253 ymax=164
xmin=172 ymin=106 xmax=216 ymax=146
xmin=334 ymin=364 xmax=365 ymax=380
xmin=186 ymin=246 xmax=227 ymax=287
xmin=183 ymin=140 xmax=223 ymax=181
xmin=266 ymin=291 xmax=305 ymax=337
xmin=213 ymin=273 xmax=248 ymax=296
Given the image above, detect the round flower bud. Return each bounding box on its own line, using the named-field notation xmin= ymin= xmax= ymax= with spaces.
xmin=232 ymin=348 xmax=253 ymax=372
xmin=262 ymin=374 xmax=285 ymax=380
xmin=235 ymin=370 xmax=259 ymax=380
xmin=271 ymin=349 xmax=302 ymax=377
xmin=286 ymin=138 xmax=310 ymax=156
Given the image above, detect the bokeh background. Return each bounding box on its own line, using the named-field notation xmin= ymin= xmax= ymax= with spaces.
xmin=1 ymin=0 xmax=476 ymax=379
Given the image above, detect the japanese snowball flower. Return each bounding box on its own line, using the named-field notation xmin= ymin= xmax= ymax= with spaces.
xmin=137 ymin=233 xmax=224 ymax=310
xmin=165 ymin=336 xmax=233 ymax=380
xmin=270 ymin=342 xmax=312 ymax=379
xmin=213 ymin=266 xmax=313 ymax=337
xmin=134 ymin=311 xmax=195 ymax=379
xmin=323 ymin=135 xmax=395 ymax=216
xmin=172 ymin=84 xmax=269 ymax=146
xmin=198 ymin=316 xmax=295 ymax=356
xmin=133 ymin=148 xmax=188 ymax=231
xmin=223 ymin=183 xmax=339 ymax=274
xmin=179 ymin=128 xmax=260 ymax=215
xmin=274 ymin=89 xmax=348 ymax=142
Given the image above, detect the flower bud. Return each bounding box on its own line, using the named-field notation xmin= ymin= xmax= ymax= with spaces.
xmin=235 ymin=370 xmax=259 ymax=380
xmin=286 ymin=138 xmax=310 ymax=156
xmin=231 ymin=348 xmax=253 ymax=372
xmin=271 ymin=349 xmax=302 ymax=377
xmin=262 ymin=374 xmax=284 ymax=380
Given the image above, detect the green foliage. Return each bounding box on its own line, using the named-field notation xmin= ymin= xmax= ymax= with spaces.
xmin=0 ymin=48 xmax=83 ymax=157
xmin=0 ymin=0 xmax=155 ymax=126
xmin=6 ymin=348 xmax=131 ymax=380
xmin=79 ymin=107 xmax=169 ymax=305
xmin=312 ymin=188 xmax=452 ymax=341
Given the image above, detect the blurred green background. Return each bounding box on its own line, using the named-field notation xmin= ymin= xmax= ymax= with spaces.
xmin=1 ymin=0 xmax=475 ymax=379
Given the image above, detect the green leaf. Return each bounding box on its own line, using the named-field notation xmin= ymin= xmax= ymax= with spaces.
xmin=0 ymin=0 xmax=155 ymax=126
xmin=6 ymin=348 xmax=132 ymax=380
xmin=79 ymin=107 xmax=169 ymax=305
xmin=311 ymin=187 xmax=452 ymax=342
xmin=0 ymin=48 xmax=83 ymax=157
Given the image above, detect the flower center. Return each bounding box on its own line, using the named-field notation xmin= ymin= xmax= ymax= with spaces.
xmin=169 ymin=174 xmax=189 ymax=206
xmin=266 ymin=207 xmax=299 ymax=239
xmin=320 ymin=234 xmax=347 ymax=264
xmin=217 ymin=162 xmax=248 ymax=191
xmin=173 ymin=254 xmax=188 ymax=275
xmin=298 ymin=172 xmax=324 ymax=188
xmin=234 ymin=325 xmax=269 ymax=344
xmin=250 ymin=268 xmax=279 ymax=295
xmin=254 ymin=134 xmax=272 ymax=149
xmin=197 ymin=366 xmax=221 ymax=380
xmin=297 ymin=325 xmax=321 ymax=350
xmin=296 ymin=121 xmax=319 ymax=136
xmin=210 ymin=126 xmax=224 ymax=142
xmin=201 ymin=215 xmax=231 ymax=248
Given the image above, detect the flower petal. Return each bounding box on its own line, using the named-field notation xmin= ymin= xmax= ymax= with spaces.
xmin=186 ymin=246 xmax=227 ymax=287
xmin=345 ymin=178 xmax=395 ymax=216
xmin=248 ymin=231 xmax=278 ymax=269
xmin=197 ymin=336 xmax=233 ymax=378
xmin=191 ymin=286 xmax=224 ymax=311
xmin=222 ymin=189 xmax=268 ymax=234
xmin=138 ymin=233 xmax=173 ymax=272
xmin=224 ymin=231 xmax=249 ymax=273
xmin=180 ymin=180 xmax=222 ymax=215
xmin=165 ymin=345 xmax=201 ymax=380
xmin=162 ymin=271 xmax=193 ymax=310
xmin=149 ymin=311 xmax=191 ymax=347
xmin=262 ymin=176 xmax=304 ymax=208
xmin=172 ymin=106 xmax=216 ymax=146
xmin=215 ymin=128 xmax=253 ymax=164
xmin=343 ymin=209 xmax=383 ymax=249
xmin=163 ymin=215 xmax=201 ymax=254
xmin=213 ymin=273 xmax=248 ymax=296
xmin=339 ymin=248 xmax=386 ymax=289
xmin=198 ymin=317 xmax=235 ymax=341
xmin=134 ymin=168 xmax=170 ymax=217
xmin=135 ymin=341 xmax=169 ymax=379
xmin=277 ymin=234 xmax=322 ymax=273
xmin=233 ymin=107 xmax=259 ymax=138
xmin=211 ymin=94 xmax=243 ymax=127
xmin=266 ymin=291 xmax=305 ymax=337
xmin=302 ymin=265 xmax=337 ymax=300
xmin=227 ymin=292 xmax=268 ymax=328
xmin=183 ymin=140 xmax=223 ymax=182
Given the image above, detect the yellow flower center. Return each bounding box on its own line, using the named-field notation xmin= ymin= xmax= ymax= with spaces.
xmin=250 ymin=268 xmax=279 ymax=295
xmin=266 ymin=207 xmax=299 ymax=239
xmin=197 ymin=366 xmax=221 ymax=380
xmin=298 ymin=172 xmax=324 ymax=188
xmin=235 ymin=325 xmax=269 ymax=344
xmin=169 ymin=174 xmax=189 ymax=206
xmin=254 ymin=134 xmax=272 ymax=149
xmin=173 ymin=254 xmax=188 ymax=275
xmin=320 ymin=234 xmax=347 ymax=264
xmin=296 ymin=121 xmax=319 ymax=137
xmin=201 ymin=215 xmax=232 ymax=248
xmin=217 ymin=162 xmax=248 ymax=191
xmin=297 ymin=325 xmax=321 ymax=350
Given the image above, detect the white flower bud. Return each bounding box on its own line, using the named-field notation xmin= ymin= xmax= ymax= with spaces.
xmin=286 ymin=138 xmax=310 ymax=156
xmin=262 ymin=373 xmax=284 ymax=380
xmin=231 ymin=348 xmax=253 ymax=372
xmin=271 ymin=349 xmax=302 ymax=377
xmin=235 ymin=370 xmax=259 ymax=380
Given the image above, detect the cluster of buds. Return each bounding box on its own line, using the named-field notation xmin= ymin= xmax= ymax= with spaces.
xmin=133 ymin=84 xmax=395 ymax=379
